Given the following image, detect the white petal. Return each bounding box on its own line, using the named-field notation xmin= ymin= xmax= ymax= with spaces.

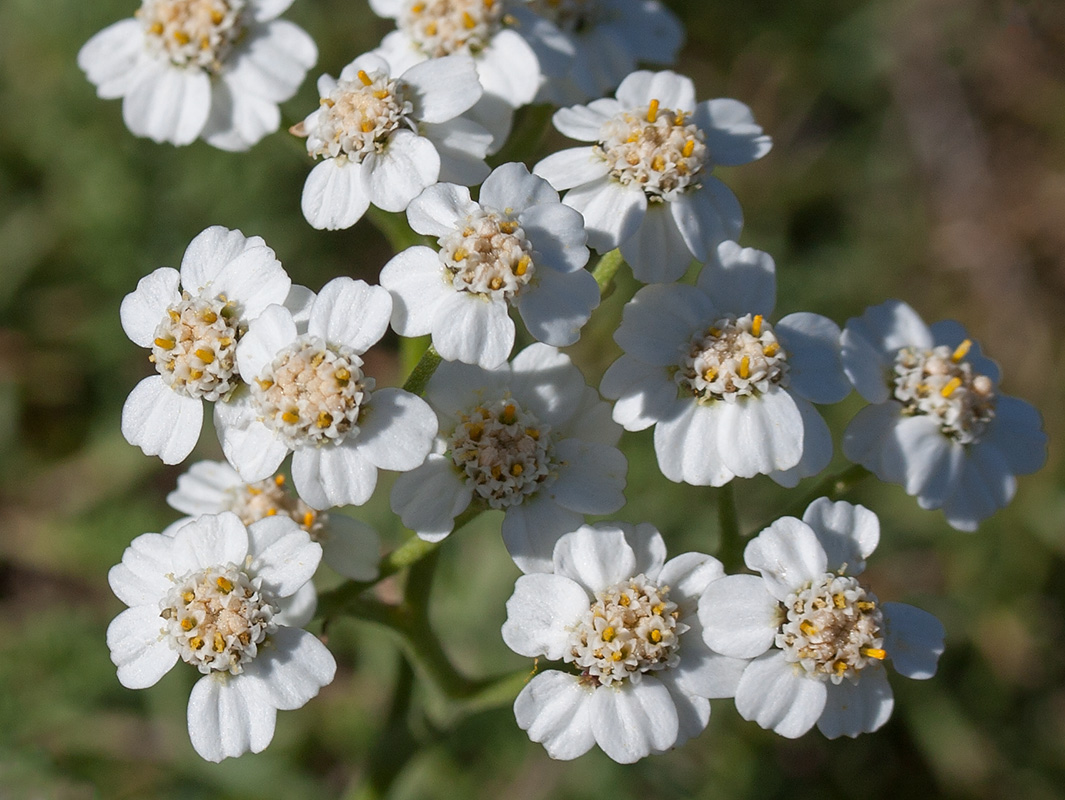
xmin=214 ymin=396 xmax=289 ymax=482
xmin=564 ymin=177 xmax=646 ymax=252
xmin=406 ymin=182 xmax=476 ymax=237
xmin=241 ymin=626 xmax=336 ymax=710
xmin=201 ymin=74 xmax=280 ymax=151
xmin=546 ymin=439 xmax=626 ymax=515
xmin=657 ymin=552 xmax=725 ymax=610
xmin=614 ymin=283 xmax=712 ymax=366
xmin=480 ymin=162 xmax=558 ymax=215
xmin=167 ymin=461 xmax=241 ymax=516
xmin=590 ymin=677 xmax=679 ymax=763
xmin=744 ymin=517 xmax=827 ymax=601
xmin=508 ymin=343 xmax=589 ymax=427
xmin=432 ymin=292 xmax=514 ymax=368
xmin=320 ymin=514 xmax=381 ymax=581
xmin=391 ymin=456 xmax=472 ymax=541
xmin=224 ymin=19 xmax=317 ymax=103
xmin=516 ymin=265 xmax=599 ymax=347
xmin=212 ymin=243 xmax=291 ymax=321
xmin=670 ymin=627 xmax=749 ymax=700
xmin=250 ymin=0 xmax=296 ymax=21
xmin=187 ymin=674 xmax=277 ymax=761
xmin=941 ymin=441 xmax=1016 ymax=531
xmin=625 ymin=522 xmax=669 ymax=579
xmin=817 ymin=667 xmax=894 ymax=739
xmin=842 ymin=402 xmax=909 ymax=481
xmin=616 ymin=70 xmax=694 ymax=111
xmin=180 ymin=226 xmax=260 ymax=294
xmin=841 ymin=300 xmax=933 ymax=402
xmin=424 ymin=118 xmax=492 ymax=184
xmin=120 ymin=267 xmax=180 ymax=347
xmin=309 ymin=278 xmax=391 ymax=354
xmin=275 ymin=581 xmax=317 ymax=628
xmin=735 ymin=652 xmax=826 ymax=738
xmin=247 ymin=517 xmax=321 ymax=597
xmin=698 ymin=574 xmax=779 ymax=658
xmin=356 ymin=388 xmax=436 ymax=471
xmin=533 ymin=147 xmax=610 ymax=191
xmin=301 ymin=160 xmax=370 ymax=231
xmin=107 ymin=606 xmax=178 ymax=690
xmin=775 ymin=313 xmax=850 ymax=404
xmin=500 ymin=495 xmax=584 ymax=575
xmin=717 ymin=390 xmax=804 ymax=477
xmin=513 ymin=671 xmax=597 ymax=760
xmin=984 ymin=396 xmax=1047 ymax=476
xmin=695 ymin=241 xmax=776 ymax=317
xmin=77 ymin=18 xmax=147 ymax=99
xmin=654 ymin=401 xmax=735 ymax=486
xmin=363 ymin=131 xmax=440 ymax=212
xmin=929 ymin=319 xmax=1001 ymax=384
xmin=109 ymin=532 xmax=176 ymax=608
xmin=474 ymin=30 xmax=540 ymax=106
xmin=502 ymin=574 xmax=589 ymax=659
xmin=551 ymin=99 xmax=618 ymax=141
xmin=882 ymin=602 xmax=945 ymax=679
xmin=402 ymin=54 xmax=482 ymax=121
xmin=552 ymin=525 xmax=636 ymax=593
xmin=801 ymin=498 xmax=879 ymax=575
xmin=889 ymin=415 xmax=964 ymax=507
xmin=669 ymin=181 xmax=742 ymax=263
xmin=620 ymin=202 xmax=694 ymax=283
xmin=237 ymin=304 xmax=297 ymax=380
xmin=170 ymin=512 xmax=249 ymax=574
xmin=519 ymin=201 xmax=590 ymax=273
xmin=380 ymin=247 xmax=449 ymax=337
xmin=121 ymin=376 xmax=203 ymax=465
xmin=656 ymin=671 xmax=710 ymax=748
xmin=601 ymin=355 xmax=683 ymax=432
xmin=567 ymin=385 xmax=622 ymax=446
xmin=694 ymin=98 xmax=773 ymax=167
xmin=123 ymin=63 xmax=210 ymax=145
xmin=767 ymin=395 xmax=833 ymax=488
xmin=292 ymin=443 xmax=377 ymax=509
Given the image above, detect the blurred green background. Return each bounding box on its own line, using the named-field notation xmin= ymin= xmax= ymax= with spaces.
xmin=1 ymin=0 xmax=1064 ymax=797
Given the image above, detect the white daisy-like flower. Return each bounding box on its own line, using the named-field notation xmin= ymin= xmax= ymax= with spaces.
xmin=168 ymin=461 xmax=381 ymax=581
xmin=840 ymin=300 xmax=1047 ymax=531
xmin=534 ymin=70 xmax=772 ymax=283
xmin=78 ymin=0 xmax=317 ymax=150
xmin=523 ymin=0 xmax=684 ymax=105
xmin=215 ymin=277 xmax=437 ymax=510
xmin=502 ymin=522 xmax=747 ymax=762
xmin=380 ymin=162 xmax=599 ymax=369
xmin=106 ymin=511 xmax=336 ymax=761
xmin=391 ymin=344 xmax=626 ymax=572
xmin=293 ymin=52 xmax=492 ymax=231
xmin=368 ymin=0 xmax=573 ymax=151
xmin=601 ymin=241 xmax=850 ymax=487
xmin=120 ymin=225 xmax=296 ymax=465
xmin=699 ymin=499 xmax=945 ymax=739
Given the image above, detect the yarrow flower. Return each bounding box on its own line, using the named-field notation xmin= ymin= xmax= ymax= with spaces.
xmin=168 ymin=461 xmax=381 ymax=581
xmin=601 ymin=242 xmax=851 ymax=487
xmin=380 ymin=162 xmax=599 ymax=369
xmin=78 ymin=0 xmax=317 ymax=149
xmin=293 ymin=52 xmax=492 ymax=230
xmin=699 ymin=499 xmax=945 ymax=739
xmin=215 ymin=277 xmax=437 ymax=509
xmin=523 ymin=0 xmax=684 ymax=105
xmin=502 ymin=522 xmax=746 ymax=762
xmin=120 ymin=225 xmax=296 ymax=465
xmin=106 ymin=512 xmax=336 ymax=761
xmin=391 ymin=344 xmax=626 ymax=572
xmin=840 ymin=300 xmax=1047 ymax=531
xmin=534 ymin=70 xmax=772 ymax=283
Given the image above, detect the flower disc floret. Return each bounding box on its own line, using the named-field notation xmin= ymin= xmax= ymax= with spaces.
xmin=676 ymin=313 xmax=788 ymax=403
xmin=138 ymin=0 xmax=247 ymax=73
xmin=892 ymin=341 xmax=995 ymax=445
xmin=161 ymin=564 xmax=278 ymax=675
xmin=777 ymin=573 xmax=885 ymax=684
xmin=251 ymin=336 xmax=372 ymax=449
xmin=228 ymin=474 xmax=326 ymax=537
xmin=151 ymin=291 xmax=242 ymax=401
xmin=449 ymin=398 xmax=552 ymax=508
xmin=568 ymin=574 xmax=684 ymax=686
xmin=400 ymin=0 xmax=504 ymax=57
xmin=439 ymin=209 xmax=535 ymax=298
xmin=307 ymin=70 xmax=415 ymax=163
xmin=595 ymin=100 xmax=707 ymax=200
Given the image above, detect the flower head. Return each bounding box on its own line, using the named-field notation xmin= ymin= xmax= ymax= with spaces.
xmin=78 ymin=0 xmax=317 ymax=149
xmin=106 ymin=512 xmax=336 ymax=761
xmin=699 ymin=499 xmax=945 ymax=739
xmin=391 ymin=344 xmax=626 ymax=572
xmin=841 ymin=300 xmax=1047 ymax=530
xmin=534 ymin=70 xmax=772 ymax=283
xmin=502 ymin=522 xmax=746 ymax=762
xmin=601 ymin=242 xmax=850 ymax=487
xmin=381 ymin=162 xmax=599 ymax=369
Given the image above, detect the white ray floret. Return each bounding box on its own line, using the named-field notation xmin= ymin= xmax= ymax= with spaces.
xmin=119 ymin=225 xmax=300 ymax=465
xmin=699 ymin=499 xmax=945 ymax=739
xmin=380 ymin=162 xmax=599 ymax=369
xmin=502 ymin=522 xmax=747 ymax=762
xmin=78 ymin=0 xmax=317 ymax=150
xmin=534 ymin=69 xmax=772 ymax=283
xmin=601 ymin=241 xmax=850 ymax=487
xmin=840 ymin=299 xmax=1047 ymax=531
xmin=106 ymin=512 xmax=335 ymax=761
xmin=214 ymin=277 xmax=438 ymax=509
xmin=168 ymin=461 xmax=381 ymax=581
xmin=390 ymin=344 xmax=627 ymax=572
xmin=293 ymin=52 xmax=492 ymax=230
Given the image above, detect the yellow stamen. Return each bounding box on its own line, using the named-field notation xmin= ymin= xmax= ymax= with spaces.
xmin=652 ymin=603 xmax=665 ymax=615
xmin=510 ymin=463 xmax=523 ymax=477
xmin=834 ymin=660 xmax=848 ymax=676
xmin=173 ymin=31 xmax=190 ymax=45
xmin=491 ymin=465 xmax=502 ymax=479
xmin=357 ymin=69 xmax=373 ymax=86
xmin=180 ymin=618 xmax=195 ymax=632
xmin=940 ymin=377 xmax=963 ymax=398
xmin=265 ymin=508 xmax=277 ymax=516
xmin=499 ymin=220 xmax=518 ymax=234
xmin=525 ymin=427 xmax=539 ymax=440
xmin=213 ymin=632 xmax=226 ymax=653
xmin=411 ymin=2 xmax=425 ymax=11
xmin=951 ymin=339 xmax=972 ymax=363
xmin=752 ymin=314 xmax=763 ymax=337
xmin=189 ymin=636 xmax=204 ymax=650
xmin=317 ymin=411 xmax=333 ymax=429
xmin=651 ymin=155 xmax=665 ymax=172
xmin=800 ymin=620 xmax=817 ymax=637
xmin=682 ymin=139 xmax=695 ymax=158
xmin=500 ymin=404 xmax=517 ymax=424
xmin=462 ymin=10 xmax=476 ymax=28
xmin=857 ymin=601 xmax=876 ymax=612
xmin=182 ymin=591 xmax=195 ymax=604
xmin=424 ymin=21 xmax=437 ymax=36
xmin=303 ymin=511 xmax=315 ymax=528
xmin=274 ymin=474 xmax=285 ymax=486
xmin=194 ymin=348 xmax=215 ymax=364
xmin=189 ymin=370 xmax=203 ymax=381
xmin=257 ymin=378 xmax=274 ymax=391
xmin=282 ymin=409 xmax=300 ymax=424
xmin=708 ymin=327 xmax=722 ymax=337
xmin=602 ymin=627 xmax=616 ymax=642
xmin=211 ymin=10 xmax=224 ymax=24
xmin=452 ymin=247 xmax=468 ymax=261
xmin=311 ymin=352 xmax=325 ymax=368
xmin=168 ymin=309 xmax=181 ymax=322
xmin=618 ymin=594 xmax=630 ymax=607
xmin=320 ymin=97 xmax=335 ymax=108
xmin=483 ymin=0 xmax=494 ymax=7
xmin=216 ymin=576 xmax=234 ymax=594
xmin=201 ymin=310 xmax=217 ymax=324
xmin=200 ymin=37 xmax=210 ymax=50
xmin=611 ymin=651 xmax=624 ymax=662
xmin=647 ymin=98 xmax=659 ymax=123
xmin=149 ymin=22 xmax=164 ymax=35
xmin=361 ymin=121 xmax=375 ymax=133
xmin=763 ymin=342 xmax=780 ymax=357
xmin=514 ymin=255 xmax=531 ymax=276
xmin=861 ymin=647 xmax=886 ymax=660
xmin=467 ymin=422 xmax=483 ymax=441
xmin=703 ymin=367 xmax=718 ymax=382
xmin=373 ymin=89 xmax=390 ymax=99
xmin=154 ymin=337 xmax=176 ymax=350
xmin=650 ymin=629 xmax=662 ymax=643
xmin=673 ymin=112 xmax=685 ymax=125
xmin=738 ymin=356 xmax=750 ymax=380
xmin=335 ymin=367 xmax=351 ymax=384
xmin=489 ymin=277 xmax=503 ymax=291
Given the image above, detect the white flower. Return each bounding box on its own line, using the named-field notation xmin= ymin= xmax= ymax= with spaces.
xmin=534 ymin=70 xmax=772 ymax=283
xmin=840 ymin=300 xmax=1047 ymax=531
xmin=119 ymin=225 xmax=295 ymax=465
xmin=380 ymin=162 xmax=599 ymax=369
xmin=601 ymin=242 xmax=850 ymax=487
xmin=106 ymin=511 xmax=336 ymax=761
xmin=502 ymin=522 xmax=747 ymax=762
xmin=699 ymin=499 xmax=945 ymax=739
xmin=523 ymin=0 xmax=684 ymax=105
xmin=168 ymin=461 xmax=381 ymax=581
xmin=294 ymin=52 xmax=492 ymax=231
xmin=391 ymin=344 xmax=626 ymax=572
xmin=215 ymin=277 xmax=437 ymax=510
xmin=78 ymin=0 xmax=316 ymax=150
xmin=368 ymin=0 xmax=572 ymax=151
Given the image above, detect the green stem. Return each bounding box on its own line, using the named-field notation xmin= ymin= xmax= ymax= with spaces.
xmin=402 ymin=344 xmax=442 ymax=396
xmin=591 ymin=248 xmax=625 ymax=297
xmin=716 ymin=482 xmax=744 ymax=572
